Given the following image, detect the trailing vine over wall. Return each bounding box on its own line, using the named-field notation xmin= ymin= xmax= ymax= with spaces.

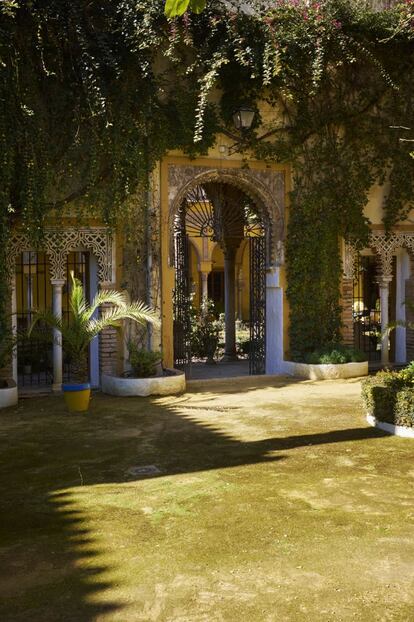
xmin=1 ymin=0 xmax=414 ymax=361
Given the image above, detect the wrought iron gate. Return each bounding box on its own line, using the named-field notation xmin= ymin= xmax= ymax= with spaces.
xmin=173 ymin=222 xmax=192 ymax=370
xmin=249 ymin=236 xmax=266 ymax=374
xmin=353 ymin=254 xmax=381 ymax=363
xmin=173 ymin=182 xmax=268 ymax=376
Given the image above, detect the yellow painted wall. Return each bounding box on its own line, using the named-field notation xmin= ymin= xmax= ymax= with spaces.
xmin=363 ymin=179 xmax=414 ymax=226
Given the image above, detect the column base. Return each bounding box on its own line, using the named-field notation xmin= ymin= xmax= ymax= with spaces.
xmin=220 ymin=354 xmax=239 ymax=363
xmin=52 ymin=383 xmax=62 ymax=393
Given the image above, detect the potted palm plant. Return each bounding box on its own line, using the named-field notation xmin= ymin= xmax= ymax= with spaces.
xmin=29 ymin=274 xmax=159 ymax=412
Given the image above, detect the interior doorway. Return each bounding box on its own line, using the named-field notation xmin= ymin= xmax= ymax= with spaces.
xmin=173 ymin=182 xmax=268 ymax=377
xmin=353 ymin=254 xmax=397 ymax=364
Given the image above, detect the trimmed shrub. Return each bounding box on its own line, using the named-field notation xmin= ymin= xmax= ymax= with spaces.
xmin=361 ymin=369 xmax=414 ymax=428
xmin=394 ymin=389 xmax=414 ymax=428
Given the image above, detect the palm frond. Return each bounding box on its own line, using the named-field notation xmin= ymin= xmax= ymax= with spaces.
xmin=115 ymin=301 xmax=160 ymax=326
xmin=384 ymin=319 xmax=414 ymax=337
xmin=29 ymin=309 xmax=64 ymax=336
xmin=87 ymin=289 xmax=130 ymax=319
xmin=69 ymin=275 xmax=88 ymax=319
xmin=88 ymin=303 xmax=159 ymax=339
xmin=28 ymin=275 xmax=158 ymax=381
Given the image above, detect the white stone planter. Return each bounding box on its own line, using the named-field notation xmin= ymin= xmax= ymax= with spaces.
xmin=0 ymin=379 xmax=18 ymax=409
xmin=283 ymin=360 xmax=368 ymax=380
xmin=101 ymin=369 xmax=186 ymax=397
xmin=366 ymin=413 xmax=414 ymax=438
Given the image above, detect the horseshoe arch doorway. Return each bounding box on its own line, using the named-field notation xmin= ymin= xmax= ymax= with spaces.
xmin=173 ymin=181 xmax=268 ymax=376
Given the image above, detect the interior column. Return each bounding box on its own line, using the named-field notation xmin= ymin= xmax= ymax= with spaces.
xmin=236 ymin=267 xmax=244 ymax=320
xmin=200 ymin=271 xmax=209 ymax=304
xmin=51 ymin=278 xmax=65 ymax=392
xmin=222 ymin=245 xmax=238 ymax=361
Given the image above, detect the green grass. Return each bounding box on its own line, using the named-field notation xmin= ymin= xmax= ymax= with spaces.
xmin=1 ymin=377 xmax=414 ymax=621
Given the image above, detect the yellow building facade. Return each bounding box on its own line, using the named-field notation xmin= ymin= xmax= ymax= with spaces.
xmin=7 ymin=133 xmax=414 ymax=389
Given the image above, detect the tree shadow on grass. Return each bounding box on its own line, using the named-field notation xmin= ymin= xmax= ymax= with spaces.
xmin=0 ymin=389 xmax=387 ymax=621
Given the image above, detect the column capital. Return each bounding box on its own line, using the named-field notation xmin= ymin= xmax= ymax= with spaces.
xmin=199 ymin=261 xmax=212 ymax=274
xmin=51 ymin=279 xmax=66 ymax=288
xmin=378 ymin=276 xmax=393 ymax=287
xmin=266 ymin=266 xmax=281 ymax=289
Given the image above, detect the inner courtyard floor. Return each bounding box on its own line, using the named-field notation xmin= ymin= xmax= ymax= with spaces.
xmin=185 ymin=359 xmax=250 ymax=380
xmin=1 ymin=378 xmax=414 ymax=621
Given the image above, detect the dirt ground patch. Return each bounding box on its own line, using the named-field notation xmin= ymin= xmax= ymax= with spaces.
xmin=1 ymin=376 xmax=413 ymax=621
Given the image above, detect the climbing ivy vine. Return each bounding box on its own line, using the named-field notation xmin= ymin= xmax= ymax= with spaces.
xmin=1 ymin=0 xmax=414 ymax=362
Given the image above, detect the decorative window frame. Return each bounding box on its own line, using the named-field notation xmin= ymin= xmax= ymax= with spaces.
xmin=7 ymin=227 xmax=114 ymax=284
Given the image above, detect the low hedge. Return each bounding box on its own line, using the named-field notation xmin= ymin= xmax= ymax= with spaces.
xmin=361 ymin=368 xmax=414 ymax=428
xmin=304 ymin=345 xmax=367 ymax=365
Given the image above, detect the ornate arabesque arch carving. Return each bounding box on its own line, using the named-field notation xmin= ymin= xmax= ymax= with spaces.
xmin=7 ymin=227 xmax=113 ymax=283
xmin=168 ymin=165 xmax=285 ymax=267
xmin=344 ymin=231 xmax=414 ymax=281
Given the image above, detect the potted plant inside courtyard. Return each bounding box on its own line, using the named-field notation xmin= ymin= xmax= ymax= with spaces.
xmin=29 ymin=274 xmax=159 ymax=412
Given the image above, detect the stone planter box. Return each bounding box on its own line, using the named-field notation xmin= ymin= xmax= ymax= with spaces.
xmin=283 ymin=360 xmax=368 ymax=380
xmin=366 ymin=414 xmax=414 ymax=438
xmin=101 ymin=369 xmax=186 ymax=397
xmin=0 ymin=379 xmax=18 ymax=409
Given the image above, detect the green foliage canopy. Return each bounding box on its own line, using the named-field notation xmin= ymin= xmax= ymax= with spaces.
xmin=165 ymin=0 xmax=206 ymax=18
xmin=1 ymin=0 xmax=414 ymax=359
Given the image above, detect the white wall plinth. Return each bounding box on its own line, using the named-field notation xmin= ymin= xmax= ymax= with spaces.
xmin=366 ymin=414 xmax=414 ymax=438
xmin=283 ymin=361 xmax=368 ymax=380
xmin=265 ymin=266 xmax=283 ymax=374
xmin=0 ymin=380 xmax=18 ymax=409
xmin=102 ymin=369 xmax=186 ymax=397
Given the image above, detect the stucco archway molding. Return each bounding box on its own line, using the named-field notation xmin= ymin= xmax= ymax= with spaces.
xmin=167 ymin=164 xmax=285 ymax=268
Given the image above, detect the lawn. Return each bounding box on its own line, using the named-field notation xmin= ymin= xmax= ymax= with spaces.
xmin=1 ymin=377 xmax=414 ymax=621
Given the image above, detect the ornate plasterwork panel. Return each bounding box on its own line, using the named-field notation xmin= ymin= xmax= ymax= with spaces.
xmin=344 ymin=232 xmax=414 ymax=281
xmin=7 ymin=227 xmax=113 ymax=283
xmin=343 ymin=241 xmax=358 ymax=279
xmin=168 ymin=164 xmax=285 ymax=267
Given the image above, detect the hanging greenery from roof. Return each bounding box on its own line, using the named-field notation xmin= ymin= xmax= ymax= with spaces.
xmin=1 ymin=0 xmax=414 ymax=360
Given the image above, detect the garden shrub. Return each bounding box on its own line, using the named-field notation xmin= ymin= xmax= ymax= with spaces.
xmin=394 ymin=389 xmax=414 ymax=428
xmin=237 ymin=336 xmax=251 ymax=356
xmin=361 ymin=368 xmax=414 ymax=428
xmin=128 ymin=344 xmax=162 ymax=378
xmin=190 ymin=300 xmax=221 ymax=360
xmin=304 ymin=345 xmax=367 ymax=365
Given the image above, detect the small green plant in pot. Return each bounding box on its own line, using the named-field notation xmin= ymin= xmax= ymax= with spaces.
xmin=127 ymin=344 xmax=162 ymax=378
xmin=29 ymin=274 xmax=159 ymax=412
